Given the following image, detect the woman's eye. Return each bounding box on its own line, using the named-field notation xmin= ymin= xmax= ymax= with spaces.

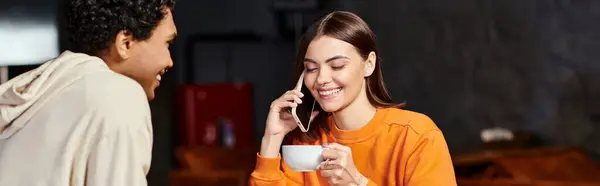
xmin=332 ymin=65 xmax=345 ymax=70
xmin=306 ymin=68 xmax=317 ymax=72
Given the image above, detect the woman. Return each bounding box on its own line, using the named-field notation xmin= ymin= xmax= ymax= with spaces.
xmin=250 ymin=11 xmax=456 ymax=186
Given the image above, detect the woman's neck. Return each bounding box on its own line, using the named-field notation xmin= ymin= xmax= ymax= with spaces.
xmin=332 ymin=93 xmax=377 ymax=131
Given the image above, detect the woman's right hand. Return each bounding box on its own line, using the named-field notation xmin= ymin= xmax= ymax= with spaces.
xmin=264 ymin=90 xmax=304 ymax=137
xmin=261 ymin=89 xmax=320 ymax=158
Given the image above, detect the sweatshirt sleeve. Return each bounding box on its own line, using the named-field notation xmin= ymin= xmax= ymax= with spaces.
xmin=248 ymin=153 xmax=305 ymax=186
xmin=84 ymin=75 xmax=153 ymax=186
xmin=403 ymin=129 xmax=457 ymax=186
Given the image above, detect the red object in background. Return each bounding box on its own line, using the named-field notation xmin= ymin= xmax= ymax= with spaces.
xmin=176 ymin=83 xmax=254 ymax=148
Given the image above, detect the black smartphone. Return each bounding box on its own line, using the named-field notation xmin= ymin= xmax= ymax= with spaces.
xmin=291 ymin=72 xmax=321 ymax=132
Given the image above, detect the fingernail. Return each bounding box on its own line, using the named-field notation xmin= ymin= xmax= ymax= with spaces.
xmin=317 ymin=161 xmax=326 ymax=169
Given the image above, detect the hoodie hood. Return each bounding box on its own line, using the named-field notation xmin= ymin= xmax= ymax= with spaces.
xmin=0 ymin=50 xmax=107 ymax=139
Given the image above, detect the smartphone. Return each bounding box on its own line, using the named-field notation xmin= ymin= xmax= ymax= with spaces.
xmin=290 ymin=71 xmax=321 ymax=132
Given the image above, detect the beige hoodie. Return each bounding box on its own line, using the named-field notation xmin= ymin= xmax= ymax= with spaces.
xmin=0 ymin=51 xmax=153 ymax=186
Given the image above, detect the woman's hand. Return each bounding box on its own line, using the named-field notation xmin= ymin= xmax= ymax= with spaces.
xmin=319 ymin=143 xmax=368 ymax=186
xmin=264 ymin=89 xmax=320 ymax=137
xmin=264 ymin=90 xmax=304 ymax=137
xmin=260 ymin=89 xmax=319 ymax=158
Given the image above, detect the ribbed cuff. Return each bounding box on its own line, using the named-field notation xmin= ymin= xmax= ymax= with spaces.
xmin=252 ymin=153 xmax=283 ymax=179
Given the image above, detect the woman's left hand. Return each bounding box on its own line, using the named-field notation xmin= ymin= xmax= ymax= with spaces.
xmin=318 ymin=143 xmax=367 ymax=186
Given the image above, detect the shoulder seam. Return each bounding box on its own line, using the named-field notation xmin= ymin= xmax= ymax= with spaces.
xmin=385 ymin=119 xmax=441 ymax=136
xmin=385 ymin=120 xmax=421 ymax=135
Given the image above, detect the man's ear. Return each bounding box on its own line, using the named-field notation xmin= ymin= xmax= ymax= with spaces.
xmin=364 ymin=51 xmax=376 ymax=77
xmin=114 ymin=30 xmax=134 ymax=60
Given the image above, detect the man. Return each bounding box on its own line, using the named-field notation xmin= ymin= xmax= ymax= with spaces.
xmin=0 ymin=0 xmax=177 ymax=185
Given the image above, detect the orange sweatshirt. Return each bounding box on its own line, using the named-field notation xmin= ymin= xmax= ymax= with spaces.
xmin=249 ymin=108 xmax=457 ymax=186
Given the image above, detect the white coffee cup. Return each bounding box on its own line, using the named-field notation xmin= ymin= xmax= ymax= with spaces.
xmin=282 ymin=145 xmax=324 ymax=172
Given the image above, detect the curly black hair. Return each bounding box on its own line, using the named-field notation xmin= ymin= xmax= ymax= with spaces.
xmin=64 ymin=0 xmax=176 ymax=55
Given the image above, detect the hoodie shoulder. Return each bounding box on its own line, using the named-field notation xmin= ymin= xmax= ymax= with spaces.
xmin=70 ymin=70 xmax=151 ymax=134
xmin=67 ymin=69 xmax=149 ymax=113
xmin=80 ymin=70 xmax=148 ymax=108
xmin=86 ymin=72 xmax=145 ymax=97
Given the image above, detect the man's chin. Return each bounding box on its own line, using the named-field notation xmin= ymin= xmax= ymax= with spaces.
xmin=144 ymin=89 xmax=156 ymax=101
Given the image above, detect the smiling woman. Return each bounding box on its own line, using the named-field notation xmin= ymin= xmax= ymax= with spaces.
xmin=250 ymin=11 xmax=457 ymax=186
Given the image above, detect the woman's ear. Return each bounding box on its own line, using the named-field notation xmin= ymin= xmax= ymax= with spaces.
xmin=364 ymin=51 xmax=376 ymax=77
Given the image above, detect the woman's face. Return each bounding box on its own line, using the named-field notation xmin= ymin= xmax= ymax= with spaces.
xmin=303 ymin=35 xmax=375 ymax=112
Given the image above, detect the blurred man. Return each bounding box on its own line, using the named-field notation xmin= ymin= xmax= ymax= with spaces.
xmin=0 ymin=0 xmax=177 ymax=185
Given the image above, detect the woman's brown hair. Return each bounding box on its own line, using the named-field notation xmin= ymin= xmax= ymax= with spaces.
xmin=289 ymin=11 xmax=405 ymax=143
